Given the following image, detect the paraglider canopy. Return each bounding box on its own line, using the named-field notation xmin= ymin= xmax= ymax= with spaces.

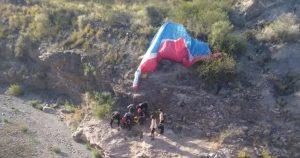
xmin=133 ymin=22 xmax=221 ymax=91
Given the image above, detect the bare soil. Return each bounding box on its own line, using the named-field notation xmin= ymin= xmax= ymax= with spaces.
xmin=0 ymin=92 xmax=92 ymax=158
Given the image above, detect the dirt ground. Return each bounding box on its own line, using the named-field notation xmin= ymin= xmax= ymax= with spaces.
xmin=0 ymin=90 xmax=92 ymax=158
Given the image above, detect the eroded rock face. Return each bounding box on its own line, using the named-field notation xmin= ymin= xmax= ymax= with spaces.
xmin=39 ymin=51 xmax=86 ymax=101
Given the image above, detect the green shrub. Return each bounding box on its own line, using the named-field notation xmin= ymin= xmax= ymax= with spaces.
xmin=172 ymin=0 xmax=232 ymax=38
xmin=257 ymin=13 xmax=299 ymax=43
xmin=15 ymin=33 xmax=33 ymax=58
xmin=92 ymin=148 xmax=102 ymax=158
xmin=86 ymin=143 xmax=92 ymax=150
xmin=208 ymin=21 xmax=232 ymax=51
xmin=30 ymin=100 xmax=43 ymax=110
xmin=94 ymin=103 xmax=112 ymax=119
xmin=209 ymin=21 xmax=247 ymax=55
xmin=89 ymin=91 xmax=115 ymax=119
xmin=83 ymin=63 xmax=96 ymax=77
xmin=49 ymin=146 xmax=61 ymax=154
xmin=261 ymin=149 xmax=276 ymax=158
xmin=21 ymin=125 xmax=28 ymax=133
xmin=8 ymin=15 xmax=28 ymax=31
xmin=4 ymin=119 xmax=9 ymax=123
xmin=28 ymin=12 xmax=52 ymax=40
xmin=270 ymin=74 xmax=300 ymax=96
xmin=237 ymin=149 xmax=251 ymax=158
xmin=276 ymin=97 xmax=287 ymax=108
xmin=198 ymin=55 xmax=236 ymax=86
xmin=48 ymin=8 xmax=79 ymax=31
xmin=7 ymin=84 xmax=24 ymax=96
xmin=104 ymin=52 xmax=123 ymax=65
xmin=64 ymin=100 xmax=76 ymax=113
xmin=0 ymin=25 xmax=7 ymax=39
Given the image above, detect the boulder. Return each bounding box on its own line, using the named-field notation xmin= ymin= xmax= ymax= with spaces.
xmin=72 ymin=128 xmax=87 ymax=143
xmin=42 ymin=106 xmax=56 ymax=114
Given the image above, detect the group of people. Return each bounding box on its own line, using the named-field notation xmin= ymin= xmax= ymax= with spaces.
xmin=110 ymin=102 xmax=165 ymax=140
xmin=110 ymin=102 xmax=148 ymax=130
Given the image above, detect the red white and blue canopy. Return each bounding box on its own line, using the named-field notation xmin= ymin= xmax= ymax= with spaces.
xmin=133 ymin=22 xmax=220 ymax=90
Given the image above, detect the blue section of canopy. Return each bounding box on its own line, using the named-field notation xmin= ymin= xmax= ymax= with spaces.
xmin=149 ymin=22 xmax=211 ymax=58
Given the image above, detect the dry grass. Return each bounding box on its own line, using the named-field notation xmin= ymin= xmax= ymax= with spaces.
xmin=257 ymin=13 xmax=299 ymax=43
xmin=207 ymin=127 xmax=243 ymax=149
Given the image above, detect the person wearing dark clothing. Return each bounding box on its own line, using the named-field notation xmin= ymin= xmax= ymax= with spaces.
xmin=127 ymin=104 xmax=135 ymax=113
xmin=137 ymin=107 xmax=145 ymax=125
xmin=110 ymin=111 xmax=121 ymax=128
xmin=137 ymin=102 xmax=148 ymax=115
xmin=158 ymin=123 xmax=164 ymax=134
xmin=123 ymin=112 xmax=133 ymax=130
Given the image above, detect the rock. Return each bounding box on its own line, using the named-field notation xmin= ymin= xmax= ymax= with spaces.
xmin=72 ymin=128 xmax=87 ymax=143
xmin=135 ymin=153 xmax=146 ymax=158
xmin=42 ymin=106 xmax=56 ymax=114
xmin=60 ymin=108 xmax=71 ymax=114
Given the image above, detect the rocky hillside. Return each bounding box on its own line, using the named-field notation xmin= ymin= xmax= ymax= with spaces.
xmin=1 ymin=0 xmax=300 ymax=158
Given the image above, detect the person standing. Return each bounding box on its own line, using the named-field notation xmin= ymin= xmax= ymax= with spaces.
xmin=159 ymin=109 xmax=164 ymax=123
xmin=158 ymin=109 xmax=165 ymax=134
xmin=150 ymin=115 xmax=157 ymax=140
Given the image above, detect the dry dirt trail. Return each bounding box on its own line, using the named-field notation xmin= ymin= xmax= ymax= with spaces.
xmin=0 ymin=90 xmax=92 ymax=158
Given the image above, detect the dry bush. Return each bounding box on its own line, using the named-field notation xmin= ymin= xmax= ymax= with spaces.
xmin=257 ymin=13 xmax=299 ymax=43
xmin=28 ymin=13 xmax=52 ymax=40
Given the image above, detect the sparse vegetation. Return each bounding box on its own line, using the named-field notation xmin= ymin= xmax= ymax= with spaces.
xmin=15 ymin=33 xmax=34 ymax=58
xmin=86 ymin=143 xmax=92 ymax=150
xmin=7 ymin=84 xmax=24 ymax=96
xmin=257 ymin=13 xmax=300 ymax=43
xmin=146 ymin=6 xmax=165 ymax=27
xmin=270 ymin=74 xmax=300 ymax=96
xmin=104 ymin=52 xmax=124 ymax=65
xmin=21 ymin=125 xmax=28 ymax=133
xmin=30 ymin=100 xmax=43 ymax=110
xmin=276 ymin=97 xmax=287 ymax=108
xmin=92 ymin=148 xmax=102 ymax=158
xmin=198 ymin=55 xmax=237 ymax=87
xmin=237 ymin=149 xmax=251 ymax=158
xmin=64 ymin=100 xmax=76 ymax=113
xmin=49 ymin=146 xmax=61 ymax=154
xmin=209 ymin=21 xmax=246 ymax=55
xmin=11 ymin=107 xmax=20 ymax=113
xmin=261 ymin=149 xmax=276 ymax=158
xmin=83 ymin=63 xmax=96 ymax=77
xmin=0 ymin=123 xmax=37 ymax=158
xmin=4 ymin=119 xmax=9 ymax=123
xmin=172 ymin=0 xmax=233 ymax=38
xmin=86 ymin=91 xmax=115 ymax=119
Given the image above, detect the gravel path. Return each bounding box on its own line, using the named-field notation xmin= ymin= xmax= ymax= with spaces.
xmin=0 ymin=93 xmax=92 ymax=158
